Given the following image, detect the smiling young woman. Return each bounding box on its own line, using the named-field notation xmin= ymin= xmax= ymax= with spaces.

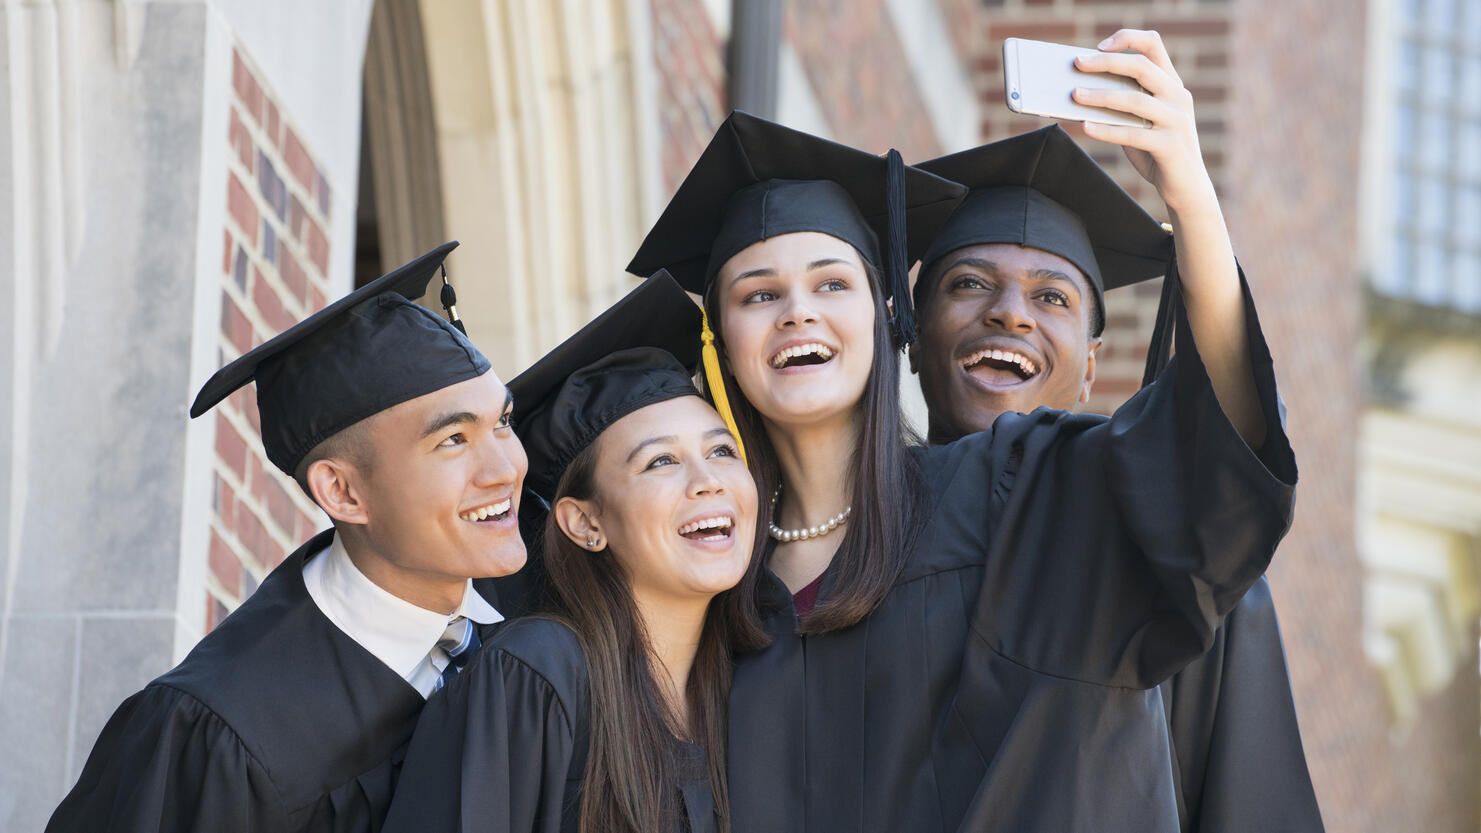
xmin=382 ymin=276 xmax=764 ymax=833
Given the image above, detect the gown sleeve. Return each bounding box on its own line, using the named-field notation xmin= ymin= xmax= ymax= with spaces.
xmin=1165 ymin=577 xmax=1324 ymax=832
xmin=382 ymin=619 xmax=589 ymax=833
xmin=966 ymin=271 xmax=1298 ymax=689
xmin=44 ymin=684 xmax=289 ymax=833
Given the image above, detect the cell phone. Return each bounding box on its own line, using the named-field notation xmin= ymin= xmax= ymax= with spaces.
xmin=1002 ymin=37 xmax=1151 ymax=128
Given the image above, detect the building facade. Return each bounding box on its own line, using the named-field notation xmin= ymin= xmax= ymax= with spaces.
xmin=0 ymin=0 xmax=1474 ymax=830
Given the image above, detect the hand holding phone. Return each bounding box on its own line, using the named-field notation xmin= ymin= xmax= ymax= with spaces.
xmin=1002 ymin=38 xmax=1152 ymax=128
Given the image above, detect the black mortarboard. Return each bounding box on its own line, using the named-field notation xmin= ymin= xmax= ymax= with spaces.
xmin=626 ymin=111 xmax=966 ymax=348
xmin=915 ymin=125 xmax=1174 ymax=331
xmin=190 ymin=241 xmax=490 ymax=475
xmin=509 ymin=272 xmax=705 ymax=503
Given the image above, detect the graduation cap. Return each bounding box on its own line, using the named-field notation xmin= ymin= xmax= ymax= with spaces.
xmin=509 ymin=272 xmax=709 ymax=504
xmin=915 ymin=125 xmax=1175 ymax=338
xmin=190 ymin=241 xmax=490 ymax=475
xmin=626 ymin=110 xmax=966 ymax=349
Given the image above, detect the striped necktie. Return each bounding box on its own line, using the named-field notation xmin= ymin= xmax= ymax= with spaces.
xmin=432 ymin=616 xmax=481 ymax=692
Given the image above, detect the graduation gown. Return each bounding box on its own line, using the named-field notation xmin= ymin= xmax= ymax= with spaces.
xmin=726 ymin=281 xmax=1300 ymax=833
xmin=44 ymin=530 xmax=443 ymax=833
xmin=383 ymin=617 xmax=719 ymax=833
xmin=1161 ymin=576 xmax=1323 ymax=832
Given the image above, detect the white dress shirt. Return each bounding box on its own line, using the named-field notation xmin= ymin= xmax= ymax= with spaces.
xmin=303 ymin=533 xmax=502 ymax=698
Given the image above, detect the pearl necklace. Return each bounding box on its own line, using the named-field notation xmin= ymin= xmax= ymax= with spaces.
xmin=767 ymin=487 xmax=852 ymax=543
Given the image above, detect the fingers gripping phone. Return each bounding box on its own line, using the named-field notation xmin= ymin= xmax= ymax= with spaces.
xmin=1002 ymin=37 xmax=1151 ymax=128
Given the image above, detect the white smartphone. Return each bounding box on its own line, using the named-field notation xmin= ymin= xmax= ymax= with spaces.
xmin=1002 ymin=37 xmax=1151 ymax=128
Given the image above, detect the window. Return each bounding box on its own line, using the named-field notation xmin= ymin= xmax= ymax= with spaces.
xmin=1381 ymin=0 xmax=1481 ymax=312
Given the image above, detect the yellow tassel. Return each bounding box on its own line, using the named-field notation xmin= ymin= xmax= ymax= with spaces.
xmin=700 ymin=308 xmax=747 ymax=466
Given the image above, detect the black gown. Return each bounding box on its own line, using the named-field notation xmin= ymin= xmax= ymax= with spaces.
xmin=382 ymin=617 xmax=719 ymax=833
xmin=44 ymin=529 xmax=470 ymax=833
xmin=726 ymin=282 xmax=1302 ymax=833
xmin=1160 ymin=576 xmax=1322 ymax=832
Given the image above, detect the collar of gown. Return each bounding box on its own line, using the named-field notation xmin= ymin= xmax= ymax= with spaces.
xmin=303 ymin=532 xmax=502 ymax=680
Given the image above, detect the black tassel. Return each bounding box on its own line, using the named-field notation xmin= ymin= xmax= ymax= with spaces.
xmin=884 ymin=149 xmax=915 ymax=350
xmin=1139 ymin=249 xmax=1181 ymax=389
xmin=439 ymin=264 xmax=467 ymax=335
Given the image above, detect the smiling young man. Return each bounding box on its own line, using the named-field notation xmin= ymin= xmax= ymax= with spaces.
xmin=910 ymin=118 xmax=1323 ymax=832
xmin=46 ymin=242 xmax=528 ymax=833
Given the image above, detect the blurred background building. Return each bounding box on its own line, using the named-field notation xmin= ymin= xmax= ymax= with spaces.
xmin=0 ymin=0 xmax=1476 ymax=830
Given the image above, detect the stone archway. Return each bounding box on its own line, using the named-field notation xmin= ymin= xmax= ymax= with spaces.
xmin=359 ymin=0 xmax=661 ymax=376
xmin=360 ymin=0 xmax=447 ymax=284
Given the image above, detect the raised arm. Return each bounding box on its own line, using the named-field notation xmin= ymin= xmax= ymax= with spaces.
xmin=1072 ymin=28 xmax=1266 ymax=450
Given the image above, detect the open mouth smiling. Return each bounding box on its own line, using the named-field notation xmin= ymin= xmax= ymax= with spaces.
xmin=459 ymin=498 xmax=513 ymax=524
xmin=769 ymin=342 xmax=835 ymax=370
xmin=677 ymin=514 xmax=734 ymax=542
xmin=959 ymin=347 xmax=1040 ymax=382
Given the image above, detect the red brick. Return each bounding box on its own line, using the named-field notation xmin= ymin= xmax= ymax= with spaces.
xmin=226 ymin=172 xmax=259 ymax=246
xmin=261 ymin=471 xmax=300 ymax=539
xmin=247 ymin=452 xmax=266 ymax=502
xmin=1196 ymin=51 xmax=1229 ymax=70
xmin=231 ymin=49 xmax=264 ymax=124
xmin=306 ymin=283 xmax=328 ymax=313
xmin=303 ymin=217 xmax=330 ymax=276
xmin=215 ymin=413 xmax=248 ymax=480
xmin=282 ymin=127 xmax=317 ymax=193
xmin=240 ymin=385 xmax=261 ymax=434
xmin=288 ymin=195 xmax=306 ymax=241
xmin=222 ymin=230 xmax=233 ymax=275
xmin=987 ymin=22 xmax=1079 ymax=43
xmin=296 ymin=511 xmax=319 ymax=544
xmin=1144 ymin=19 xmax=1230 ymax=38
xmin=215 ymin=474 xmax=237 ymax=528
xmin=228 ymin=108 xmax=254 ymax=173
xmin=235 ymin=505 xmax=279 ymax=570
xmin=277 ymin=240 xmax=308 ymax=301
xmin=265 ymin=99 xmax=281 ymax=149
xmin=206 ymin=594 xmax=225 ymax=632
xmin=1186 ymin=84 xmax=1227 ymax=104
xmin=252 ymin=266 xmax=297 ymax=334
xmin=220 ymin=294 xmax=253 ymax=355
xmin=209 ymin=529 xmax=242 ymax=596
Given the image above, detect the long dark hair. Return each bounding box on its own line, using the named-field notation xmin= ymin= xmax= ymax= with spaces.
xmin=704 ymin=256 xmax=930 ymax=633
xmin=543 ymin=437 xmax=768 ymax=833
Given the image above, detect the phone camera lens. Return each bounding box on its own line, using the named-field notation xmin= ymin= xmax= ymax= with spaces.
xmin=1010 ymin=90 xmax=1020 ymax=100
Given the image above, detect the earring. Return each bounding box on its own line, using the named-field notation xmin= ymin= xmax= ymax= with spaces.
xmin=586 ymin=537 xmax=600 ymax=550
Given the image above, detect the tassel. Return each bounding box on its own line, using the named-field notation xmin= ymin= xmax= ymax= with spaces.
xmin=699 ymin=308 xmax=748 ymax=466
xmin=1139 ymin=249 xmax=1182 ymax=389
xmin=884 ymin=149 xmax=915 ymax=350
xmin=439 ymin=264 xmax=467 ymax=335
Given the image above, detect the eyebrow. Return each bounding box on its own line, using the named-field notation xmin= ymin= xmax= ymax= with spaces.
xmin=943 ymin=257 xmax=1082 ymax=295
xmin=730 ymin=257 xmax=854 ymax=284
xmin=420 ymin=390 xmax=513 ymax=439
xmin=626 ymin=434 xmax=679 ymax=464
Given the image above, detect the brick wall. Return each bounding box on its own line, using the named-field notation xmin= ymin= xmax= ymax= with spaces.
xmin=208 ymin=46 xmax=336 ymax=629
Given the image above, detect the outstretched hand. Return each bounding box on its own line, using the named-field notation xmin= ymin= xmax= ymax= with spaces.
xmin=1072 ymin=29 xmax=1217 ymax=216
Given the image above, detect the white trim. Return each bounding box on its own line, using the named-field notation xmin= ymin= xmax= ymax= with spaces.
xmin=174 ymin=9 xmax=236 ymax=661
xmin=776 ymin=40 xmax=830 ymax=139
xmin=882 ymin=0 xmax=979 ymax=153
